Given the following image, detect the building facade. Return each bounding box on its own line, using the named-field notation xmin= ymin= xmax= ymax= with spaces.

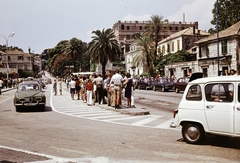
xmin=115 ymin=20 xmax=199 ymax=76
xmin=160 ymin=27 xmax=210 ymax=78
xmin=0 ymin=50 xmax=32 ymax=75
xmin=165 ymin=21 xmax=240 ymax=79
xmin=195 ymin=21 xmax=240 ymax=77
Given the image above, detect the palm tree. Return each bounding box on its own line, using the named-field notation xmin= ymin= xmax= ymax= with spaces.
xmin=144 ymin=15 xmax=168 ymax=60
xmin=88 ymin=28 xmax=121 ymax=76
xmin=63 ymin=38 xmax=86 ymax=72
xmin=131 ymin=34 xmax=154 ymax=76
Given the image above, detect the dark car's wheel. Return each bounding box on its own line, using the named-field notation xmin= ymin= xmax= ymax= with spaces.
xmin=153 ymin=86 xmax=156 ymax=91
xmin=161 ymin=87 xmax=165 ymax=92
xmin=182 ymin=123 xmax=205 ymax=144
xmin=175 ymin=88 xmax=180 ymax=93
xmin=16 ymin=106 xmax=21 ymax=112
xmin=38 ymin=105 xmax=45 ymax=111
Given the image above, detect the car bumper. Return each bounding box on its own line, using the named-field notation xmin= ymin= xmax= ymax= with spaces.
xmin=15 ymin=102 xmax=45 ymax=106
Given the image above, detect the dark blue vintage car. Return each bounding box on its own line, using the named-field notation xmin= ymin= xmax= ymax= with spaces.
xmin=151 ymin=78 xmax=174 ymax=92
xmin=137 ymin=77 xmax=154 ymax=90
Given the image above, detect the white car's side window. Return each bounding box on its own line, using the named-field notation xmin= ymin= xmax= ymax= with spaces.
xmin=186 ymin=85 xmax=202 ymax=101
xmin=205 ymin=83 xmax=233 ymax=102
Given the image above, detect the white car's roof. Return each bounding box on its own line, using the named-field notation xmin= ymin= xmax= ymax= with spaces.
xmin=190 ymin=75 xmax=240 ymax=84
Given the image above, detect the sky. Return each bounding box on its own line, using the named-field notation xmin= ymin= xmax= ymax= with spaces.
xmin=0 ymin=0 xmax=216 ymax=54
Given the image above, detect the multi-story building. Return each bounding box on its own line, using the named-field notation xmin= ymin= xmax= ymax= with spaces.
xmin=160 ymin=27 xmax=210 ymax=78
xmin=165 ymin=21 xmax=240 ymax=79
xmin=112 ymin=20 xmax=199 ymax=74
xmin=195 ymin=21 xmax=240 ymax=77
xmin=113 ymin=20 xmax=199 ymax=53
xmin=0 ymin=50 xmax=32 ymax=75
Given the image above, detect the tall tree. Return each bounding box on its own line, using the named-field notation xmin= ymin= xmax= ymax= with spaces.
xmin=131 ymin=34 xmax=155 ymax=76
xmin=63 ymin=38 xmax=86 ymax=72
xmin=144 ymin=15 xmax=169 ymax=60
xmin=88 ymin=28 xmax=121 ymax=76
xmin=210 ymin=0 xmax=240 ymax=33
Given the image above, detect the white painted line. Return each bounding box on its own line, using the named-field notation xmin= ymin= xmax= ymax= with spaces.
xmin=78 ymin=112 xmax=116 ymax=117
xmin=131 ymin=115 xmax=161 ymax=126
xmin=155 ymin=118 xmax=174 ymax=129
xmin=103 ymin=115 xmax=144 ymax=122
xmin=92 ymin=114 xmax=126 ymax=119
xmin=0 ymin=96 xmax=13 ymax=104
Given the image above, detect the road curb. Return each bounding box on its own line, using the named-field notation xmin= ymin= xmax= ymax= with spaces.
xmin=94 ymin=102 xmax=150 ymax=116
xmin=1 ymin=87 xmax=16 ymax=93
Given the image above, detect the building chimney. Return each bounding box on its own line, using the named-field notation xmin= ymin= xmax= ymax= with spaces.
xmin=183 ymin=13 xmax=185 ymax=23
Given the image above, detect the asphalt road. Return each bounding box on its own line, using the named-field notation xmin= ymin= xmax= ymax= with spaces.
xmin=0 ymin=84 xmax=240 ymax=163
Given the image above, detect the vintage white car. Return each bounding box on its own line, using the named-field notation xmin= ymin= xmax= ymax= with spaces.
xmin=172 ymin=75 xmax=240 ymax=144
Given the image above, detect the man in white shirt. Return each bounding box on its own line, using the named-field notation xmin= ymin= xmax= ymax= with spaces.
xmin=110 ymin=69 xmax=123 ymax=109
xmin=69 ymin=78 xmax=76 ymax=100
xmin=93 ymin=73 xmax=104 ymax=104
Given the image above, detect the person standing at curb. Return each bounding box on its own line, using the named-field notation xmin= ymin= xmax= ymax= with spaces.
xmin=75 ymin=77 xmax=81 ymax=100
xmin=123 ymin=72 xmax=133 ymax=108
xmin=59 ymin=78 xmax=62 ymax=95
xmin=53 ymin=79 xmax=57 ymax=95
xmin=86 ymin=78 xmax=93 ymax=105
xmin=105 ymin=70 xmax=112 ymax=106
xmin=0 ymin=78 xmax=3 ymax=95
xmin=110 ymin=69 xmax=123 ymax=109
xmin=93 ymin=73 xmax=104 ymax=105
xmin=69 ymin=78 xmax=76 ymax=100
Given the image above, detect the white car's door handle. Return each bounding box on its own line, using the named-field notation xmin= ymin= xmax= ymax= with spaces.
xmin=237 ymin=107 xmax=240 ymax=111
xmin=206 ymin=105 xmax=214 ymax=109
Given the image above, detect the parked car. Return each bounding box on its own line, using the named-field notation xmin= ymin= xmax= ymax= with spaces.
xmin=137 ymin=77 xmax=154 ymax=90
xmin=173 ymin=77 xmax=190 ymax=93
xmin=151 ymin=78 xmax=174 ymax=92
xmin=171 ymin=75 xmax=240 ymax=144
xmin=132 ymin=78 xmax=139 ymax=89
xmin=37 ymin=79 xmax=46 ymax=89
xmin=13 ymin=80 xmax=46 ymax=112
xmin=43 ymin=78 xmax=52 ymax=84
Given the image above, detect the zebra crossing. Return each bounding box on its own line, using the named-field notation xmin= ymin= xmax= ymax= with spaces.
xmin=51 ymin=96 xmax=175 ymax=130
xmin=49 ymin=86 xmax=176 ymax=130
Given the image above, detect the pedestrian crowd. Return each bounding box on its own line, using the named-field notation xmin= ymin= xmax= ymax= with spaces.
xmin=0 ymin=77 xmax=19 ymax=95
xmin=53 ymin=69 xmax=135 ymax=109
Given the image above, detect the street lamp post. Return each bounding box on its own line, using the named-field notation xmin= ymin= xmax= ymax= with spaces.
xmin=0 ymin=32 xmax=15 ymax=88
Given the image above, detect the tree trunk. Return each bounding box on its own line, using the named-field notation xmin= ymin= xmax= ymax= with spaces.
xmin=101 ymin=62 xmax=106 ymax=77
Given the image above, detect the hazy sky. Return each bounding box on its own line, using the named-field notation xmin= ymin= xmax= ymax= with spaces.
xmin=0 ymin=0 xmax=216 ymax=54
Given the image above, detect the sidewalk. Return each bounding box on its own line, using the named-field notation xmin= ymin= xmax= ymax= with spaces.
xmin=0 ymin=87 xmax=16 ymax=93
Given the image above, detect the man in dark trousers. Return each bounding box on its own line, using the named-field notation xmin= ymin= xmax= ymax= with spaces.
xmin=93 ymin=73 xmax=104 ymax=104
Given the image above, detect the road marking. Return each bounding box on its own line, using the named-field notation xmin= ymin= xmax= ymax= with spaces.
xmin=131 ymin=115 xmax=161 ymax=126
xmin=50 ymin=84 xmax=175 ymax=130
xmin=49 ymin=146 xmax=90 ymax=155
xmin=5 ymin=137 xmax=22 ymax=142
xmin=0 ymin=96 xmax=13 ymax=104
xmin=155 ymin=118 xmax=177 ymax=129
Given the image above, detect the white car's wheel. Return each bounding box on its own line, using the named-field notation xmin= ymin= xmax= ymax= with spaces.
xmin=182 ymin=123 xmax=205 ymax=144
